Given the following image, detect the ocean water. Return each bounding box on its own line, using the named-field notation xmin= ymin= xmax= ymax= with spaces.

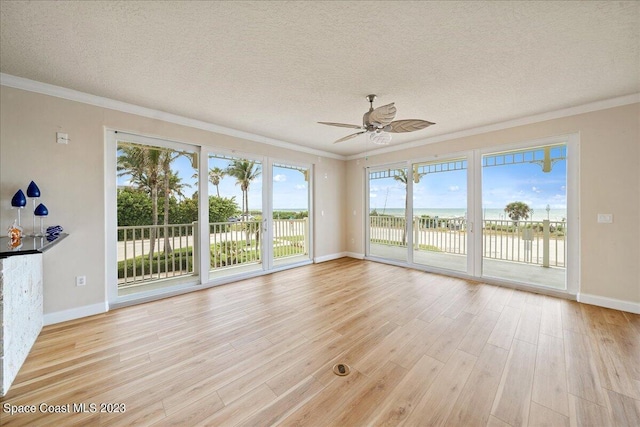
xmin=371 ymin=208 xmax=567 ymax=222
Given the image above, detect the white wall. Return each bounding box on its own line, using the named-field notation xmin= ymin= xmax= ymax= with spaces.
xmin=0 ymin=86 xmax=346 ymax=317
xmin=347 ymin=103 xmax=640 ymax=309
xmin=2 ymin=82 xmax=638 ymax=318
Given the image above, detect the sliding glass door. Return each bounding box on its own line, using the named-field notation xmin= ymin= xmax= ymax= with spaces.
xmin=412 ymin=158 xmax=468 ymax=273
xmin=481 ymin=144 xmax=568 ymax=289
xmin=115 ymin=136 xmax=199 ymax=297
xmin=364 ymin=137 xmax=574 ymax=293
xmin=207 ymin=154 xmax=263 ymax=280
xmin=108 ymin=131 xmax=313 ymax=305
xmin=272 ymin=163 xmax=311 ymax=268
xmin=366 ymin=164 xmax=408 ymax=263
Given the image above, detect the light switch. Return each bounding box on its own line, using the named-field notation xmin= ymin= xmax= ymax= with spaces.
xmin=56 ymin=132 xmax=69 ymax=144
xmin=597 ymin=214 xmax=613 ymax=223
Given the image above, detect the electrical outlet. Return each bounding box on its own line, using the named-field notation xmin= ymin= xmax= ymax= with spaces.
xmin=76 ymin=276 xmax=86 ymax=286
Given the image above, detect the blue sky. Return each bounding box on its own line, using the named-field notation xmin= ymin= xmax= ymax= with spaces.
xmin=369 ymin=158 xmax=567 ymax=211
xmin=118 ymin=152 xmax=309 ymax=212
xmin=119 ymin=146 xmax=565 ymax=213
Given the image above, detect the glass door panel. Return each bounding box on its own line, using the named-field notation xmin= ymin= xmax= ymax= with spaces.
xmin=208 ymin=154 xmax=263 ymax=279
xmin=412 ymin=159 xmax=468 ymax=272
xmin=481 ymin=144 xmax=567 ymax=289
xmin=367 ymin=166 xmax=408 ymax=262
xmin=272 ymin=163 xmax=311 ymax=267
xmin=116 ymin=140 xmax=198 ymax=296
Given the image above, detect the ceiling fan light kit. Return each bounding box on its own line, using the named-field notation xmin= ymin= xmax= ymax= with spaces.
xmin=369 ymin=131 xmax=392 ymax=145
xmin=319 ymin=94 xmax=435 ymax=144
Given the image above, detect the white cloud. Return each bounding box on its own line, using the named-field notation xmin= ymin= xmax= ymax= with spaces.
xmin=532 ymin=186 xmax=541 ymax=193
xmin=273 ymin=174 xmax=287 ymax=182
xmin=448 ymin=185 xmax=460 ymax=192
xmin=370 ymin=193 xmax=377 ymax=198
xmin=295 ymin=184 xmax=306 ymax=190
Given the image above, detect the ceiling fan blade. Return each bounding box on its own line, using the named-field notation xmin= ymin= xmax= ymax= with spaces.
xmin=387 ymin=119 xmax=435 ymax=133
xmin=333 ymin=131 xmax=366 ymax=144
xmin=318 ymin=122 xmax=363 ymax=129
xmin=368 ymin=103 xmax=397 ymax=126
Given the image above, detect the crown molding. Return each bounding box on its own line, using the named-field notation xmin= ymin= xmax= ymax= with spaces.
xmin=346 ymin=93 xmax=640 ymax=160
xmin=3 ymin=73 xmax=637 ymax=163
xmin=0 ymin=73 xmax=346 ymax=161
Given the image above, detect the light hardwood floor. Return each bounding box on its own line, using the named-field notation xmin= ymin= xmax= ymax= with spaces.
xmin=1 ymin=258 xmax=639 ymax=426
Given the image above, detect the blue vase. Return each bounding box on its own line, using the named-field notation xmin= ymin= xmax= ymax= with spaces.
xmin=34 ymin=203 xmax=49 ymax=216
xmin=27 ymin=181 xmax=41 ymax=198
xmin=11 ymin=189 xmax=27 ymax=207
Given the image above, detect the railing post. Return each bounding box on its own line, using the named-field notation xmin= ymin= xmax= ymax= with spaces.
xmin=543 ymin=219 xmax=550 ymax=268
xmin=192 ymin=221 xmax=199 ymax=274
xmin=304 ymin=217 xmax=309 ymax=255
xmin=413 ymin=216 xmax=419 ymax=249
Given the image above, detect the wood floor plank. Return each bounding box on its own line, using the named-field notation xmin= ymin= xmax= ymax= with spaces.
xmin=485 ymin=286 xmax=515 ymax=313
xmin=528 ymin=401 xmax=569 ymax=427
xmin=0 ymin=258 xmax=633 ymax=427
xmin=606 ymin=389 xmax=640 ymax=427
xmin=532 ymin=333 xmax=569 ymax=416
xmin=312 ymin=321 xmax=398 ymax=386
xmin=425 ymin=311 xmax=475 ymax=363
xmin=563 ymin=329 xmax=607 ymax=406
xmin=402 ymin=349 xmax=477 ymax=426
xmin=487 ymin=305 xmax=522 ymax=350
xmin=514 ymin=303 xmax=542 ymax=345
xmin=326 ymin=361 xmax=409 ymax=427
xmin=587 ymin=325 xmax=640 ymax=400
xmin=278 ymin=370 xmax=370 ymax=426
xmin=237 ymin=375 xmax=324 ymax=427
xmin=391 ymin=315 xmax=451 ymax=369
xmin=446 ymin=343 xmax=509 ymax=426
xmin=195 ymin=383 xmax=277 ymax=426
xmin=540 ymin=296 xmax=564 ymax=338
xmin=487 ymin=415 xmax=513 ymax=427
xmin=152 ymin=391 xmax=224 ymax=426
xmin=368 ymin=354 xmax=444 ymax=426
xmin=568 ymin=394 xmax=612 ymax=427
xmin=491 ymin=338 xmax=537 ymax=426
xmin=458 ymin=308 xmax=501 ymax=356
xmin=354 ymin=318 xmax=428 ymax=375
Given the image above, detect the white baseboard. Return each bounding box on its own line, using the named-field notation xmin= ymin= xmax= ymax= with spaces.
xmin=346 ymin=252 xmax=365 ymax=259
xmin=314 ymin=252 xmax=347 ymax=263
xmin=577 ymin=293 xmax=640 ymax=314
xmin=44 ymin=302 xmax=109 ymax=326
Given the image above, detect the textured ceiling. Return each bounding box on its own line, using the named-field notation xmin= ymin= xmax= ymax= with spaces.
xmin=1 ymin=1 xmax=639 ymax=157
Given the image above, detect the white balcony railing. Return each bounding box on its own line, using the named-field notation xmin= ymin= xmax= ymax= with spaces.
xmin=370 ymin=216 xmax=566 ymax=268
xmin=117 ymin=218 xmax=309 ymax=287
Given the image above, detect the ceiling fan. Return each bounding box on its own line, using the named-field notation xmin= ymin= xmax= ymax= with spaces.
xmin=319 ymin=94 xmax=435 ymax=144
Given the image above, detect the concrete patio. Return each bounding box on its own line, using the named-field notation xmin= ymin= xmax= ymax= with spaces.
xmin=370 ymin=243 xmax=566 ymax=289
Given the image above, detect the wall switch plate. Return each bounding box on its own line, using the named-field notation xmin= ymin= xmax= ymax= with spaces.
xmin=76 ymin=276 xmax=86 ymax=286
xmin=56 ymin=132 xmax=69 ymax=144
xmin=597 ymin=214 xmax=613 ymax=223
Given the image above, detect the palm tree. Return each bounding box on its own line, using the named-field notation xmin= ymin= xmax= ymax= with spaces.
xmin=504 ymin=201 xmax=532 ymax=226
xmin=117 ymin=145 xmax=162 ymax=259
xmin=208 ymin=167 xmax=225 ymax=197
xmin=226 ymin=160 xmax=261 ymax=217
xmin=393 ymin=168 xmax=425 ymax=245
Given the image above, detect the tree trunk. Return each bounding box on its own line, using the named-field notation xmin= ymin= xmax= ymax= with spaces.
xmin=150 ymin=186 xmax=158 ymax=263
xmin=163 ymin=174 xmax=172 ymax=254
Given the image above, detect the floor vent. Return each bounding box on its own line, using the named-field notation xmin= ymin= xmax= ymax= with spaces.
xmin=333 ymin=363 xmax=350 ymax=376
